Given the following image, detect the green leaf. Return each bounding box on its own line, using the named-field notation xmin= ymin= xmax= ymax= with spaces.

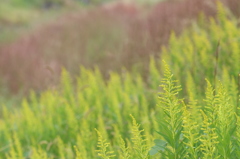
xmin=149 ymin=139 xmax=167 ymax=155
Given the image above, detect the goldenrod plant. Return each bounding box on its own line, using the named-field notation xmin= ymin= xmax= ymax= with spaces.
xmin=151 ymin=61 xmax=185 ymax=159
xmin=0 ymin=2 xmax=239 ymax=159
xmin=95 ymin=129 xmax=115 ymax=159
xmin=118 ymin=136 xmax=130 ymax=159
xmin=199 ymin=111 xmax=219 ymax=159
xmin=130 ymin=114 xmax=149 ymax=159
xmin=150 ymin=63 xmax=239 ymax=158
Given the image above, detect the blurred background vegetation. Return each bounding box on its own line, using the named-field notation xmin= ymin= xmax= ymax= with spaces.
xmin=0 ymin=0 xmax=239 ymax=103
xmin=0 ymin=1 xmax=239 ymax=158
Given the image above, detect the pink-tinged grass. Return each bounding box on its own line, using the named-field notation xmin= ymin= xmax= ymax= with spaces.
xmin=0 ymin=0 xmax=239 ymax=94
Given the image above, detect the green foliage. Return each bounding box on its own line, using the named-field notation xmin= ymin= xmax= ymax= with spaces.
xmin=118 ymin=136 xmax=130 ymax=159
xmin=199 ymin=111 xmax=219 ymax=159
xmin=148 ymin=5 xmax=240 ymax=156
xmin=155 ymin=61 xmax=185 ymax=159
xmin=0 ymin=2 xmax=239 ymax=159
xmin=130 ymin=114 xmax=149 ymax=159
xmin=151 ymin=64 xmax=239 ymax=158
xmin=151 ymin=2 xmax=239 ymax=101
xmin=149 ymin=139 xmax=167 ymax=156
xmin=181 ymin=103 xmax=200 ymax=159
xmin=95 ymin=129 xmax=115 ymax=159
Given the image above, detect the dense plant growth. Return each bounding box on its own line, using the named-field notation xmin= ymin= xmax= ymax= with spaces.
xmin=1 ymin=0 xmax=239 ymax=93
xmin=0 ymin=2 xmax=239 ymax=159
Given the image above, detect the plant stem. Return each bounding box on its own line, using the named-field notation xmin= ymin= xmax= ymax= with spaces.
xmin=213 ymin=41 xmax=220 ymax=94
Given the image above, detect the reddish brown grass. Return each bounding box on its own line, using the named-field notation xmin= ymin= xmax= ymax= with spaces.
xmin=0 ymin=0 xmax=238 ymax=94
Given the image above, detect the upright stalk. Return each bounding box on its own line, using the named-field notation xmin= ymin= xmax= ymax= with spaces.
xmin=213 ymin=41 xmax=220 ymax=94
